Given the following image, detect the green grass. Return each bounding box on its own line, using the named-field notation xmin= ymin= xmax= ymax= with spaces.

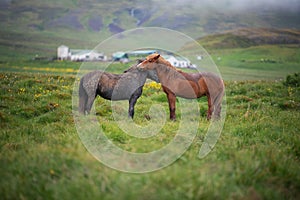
xmin=211 ymin=45 xmax=300 ymax=80
xmin=0 ymin=43 xmax=299 ymax=81
xmin=1 ymin=3 xmax=300 ymax=198
xmin=0 ymin=71 xmax=299 ymax=199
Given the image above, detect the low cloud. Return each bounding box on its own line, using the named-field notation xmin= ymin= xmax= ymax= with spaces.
xmin=154 ymin=0 xmax=300 ymax=12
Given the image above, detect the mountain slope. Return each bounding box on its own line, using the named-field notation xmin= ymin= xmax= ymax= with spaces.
xmin=0 ymin=0 xmax=299 ymax=58
xmin=197 ymin=28 xmax=300 ymax=49
xmin=1 ymin=0 xmax=300 ymax=36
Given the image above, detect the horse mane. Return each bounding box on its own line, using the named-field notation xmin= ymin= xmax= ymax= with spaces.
xmin=124 ymin=59 xmax=143 ymax=73
xmin=156 ymin=56 xmax=197 ymax=81
xmin=157 ymin=56 xmax=182 ymax=72
xmin=124 ymin=65 xmax=135 ymax=73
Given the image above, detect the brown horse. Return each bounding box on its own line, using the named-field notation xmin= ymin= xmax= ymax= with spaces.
xmin=137 ymin=53 xmax=224 ymax=120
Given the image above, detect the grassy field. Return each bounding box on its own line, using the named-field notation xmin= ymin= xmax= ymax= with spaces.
xmin=1 ymin=3 xmax=299 ymax=198
xmin=0 ymin=36 xmax=299 ymax=199
xmin=0 ymin=64 xmax=300 ymax=199
xmin=1 ymin=44 xmax=299 ymax=81
xmin=211 ymin=45 xmax=300 ymax=80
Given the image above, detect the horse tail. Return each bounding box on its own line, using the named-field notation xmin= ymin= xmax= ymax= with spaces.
xmin=212 ymin=78 xmax=225 ymax=118
xmin=203 ymin=73 xmax=224 ymax=119
xmin=78 ymin=76 xmax=87 ymax=114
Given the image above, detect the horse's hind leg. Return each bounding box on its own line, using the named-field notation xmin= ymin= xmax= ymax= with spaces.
xmin=212 ymin=91 xmax=224 ymax=119
xmin=166 ymin=90 xmax=176 ymax=121
xmin=79 ymin=93 xmax=87 ymax=114
xmin=207 ymin=94 xmax=213 ymax=120
xmin=79 ymin=78 xmax=88 ymax=114
xmin=85 ymin=95 xmax=96 ymax=114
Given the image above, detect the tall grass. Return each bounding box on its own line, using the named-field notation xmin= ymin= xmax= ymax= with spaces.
xmin=0 ymin=71 xmax=299 ymax=199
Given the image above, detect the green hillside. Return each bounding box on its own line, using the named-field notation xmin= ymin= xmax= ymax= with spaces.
xmin=2 ymin=0 xmax=299 ymax=36
xmin=198 ymin=28 xmax=300 ymax=49
xmin=0 ymin=0 xmax=300 ymax=59
xmin=0 ymin=27 xmax=299 ymax=81
xmin=193 ymin=28 xmax=300 ymax=80
xmin=0 ymin=1 xmax=299 ymax=80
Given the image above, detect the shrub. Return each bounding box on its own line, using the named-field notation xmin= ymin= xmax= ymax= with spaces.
xmin=284 ymin=73 xmax=300 ymax=87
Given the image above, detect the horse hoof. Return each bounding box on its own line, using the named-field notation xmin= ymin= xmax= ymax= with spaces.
xmin=144 ymin=114 xmax=151 ymax=120
xmin=128 ymin=115 xmax=134 ymax=119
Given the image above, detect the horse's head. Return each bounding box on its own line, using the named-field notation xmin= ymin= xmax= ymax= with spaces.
xmin=123 ymin=59 xmax=159 ymax=82
xmin=123 ymin=56 xmax=158 ymax=83
xmin=123 ymin=59 xmax=144 ymax=73
xmin=137 ymin=53 xmax=161 ymax=70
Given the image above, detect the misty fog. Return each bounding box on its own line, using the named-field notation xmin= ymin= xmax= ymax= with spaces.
xmin=147 ymin=0 xmax=300 ymax=12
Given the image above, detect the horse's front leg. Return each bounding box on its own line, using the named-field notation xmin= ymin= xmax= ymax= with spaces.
xmin=128 ymin=97 xmax=137 ymax=118
xmin=166 ymin=90 xmax=177 ymax=121
xmin=128 ymin=87 xmax=143 ymax=118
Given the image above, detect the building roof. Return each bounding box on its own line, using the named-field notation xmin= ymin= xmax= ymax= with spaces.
xmin=70 ymin=50 xmax=91 ymax=56
xmin=58 ymin=45 xmax=69 ymax=49
xmin=128 ymin=50 xmax=157 ymax=55
xmin=163 ymin=55 xmax=190 ymax=62
xmin=112 ymin=52 xmax=128 ymax=59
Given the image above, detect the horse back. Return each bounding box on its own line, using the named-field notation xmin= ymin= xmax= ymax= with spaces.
xmin=183 ymin=72 xmax=224 ymax=96
xmin=97 ymin=71 xmax=146 ymax=100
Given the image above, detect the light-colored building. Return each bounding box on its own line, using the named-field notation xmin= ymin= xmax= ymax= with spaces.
xmin=57 ymin=45 xmax=106 ymax=61
xmin=70 ymin=50 xmax=106 ymax=62
xmin=112 ymin=52 xmax=129 ymax=63
xmin=163 ymin=55 xmax=196 ymax=69
xmin=128 ymin=50 xmax=157 ymax=56
xmin=57 ymin=45 xmax=70 ymax=60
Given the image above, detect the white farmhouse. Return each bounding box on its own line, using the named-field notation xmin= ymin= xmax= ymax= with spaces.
xmin=57 ymin=45 xmax=70 ymax=60
xmin=57 ymin=45 xmax=106 ymax=61
xmin=164 ymin=55 xmax=196 ymax=69
xmin=70 ymin=50 xmax=106 ymax=61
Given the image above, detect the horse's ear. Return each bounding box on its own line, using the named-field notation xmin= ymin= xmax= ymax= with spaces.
xmin=154 ymin=54 xmax=160 ymax=60
xmin=136 ymin=59 xmax=144 ymax=64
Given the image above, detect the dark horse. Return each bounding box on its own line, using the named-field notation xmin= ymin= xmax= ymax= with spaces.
xmin=137 ymin=53 xmax=224 ymax=120
xmin=79 ymin=62 xmax=159 ymax=118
